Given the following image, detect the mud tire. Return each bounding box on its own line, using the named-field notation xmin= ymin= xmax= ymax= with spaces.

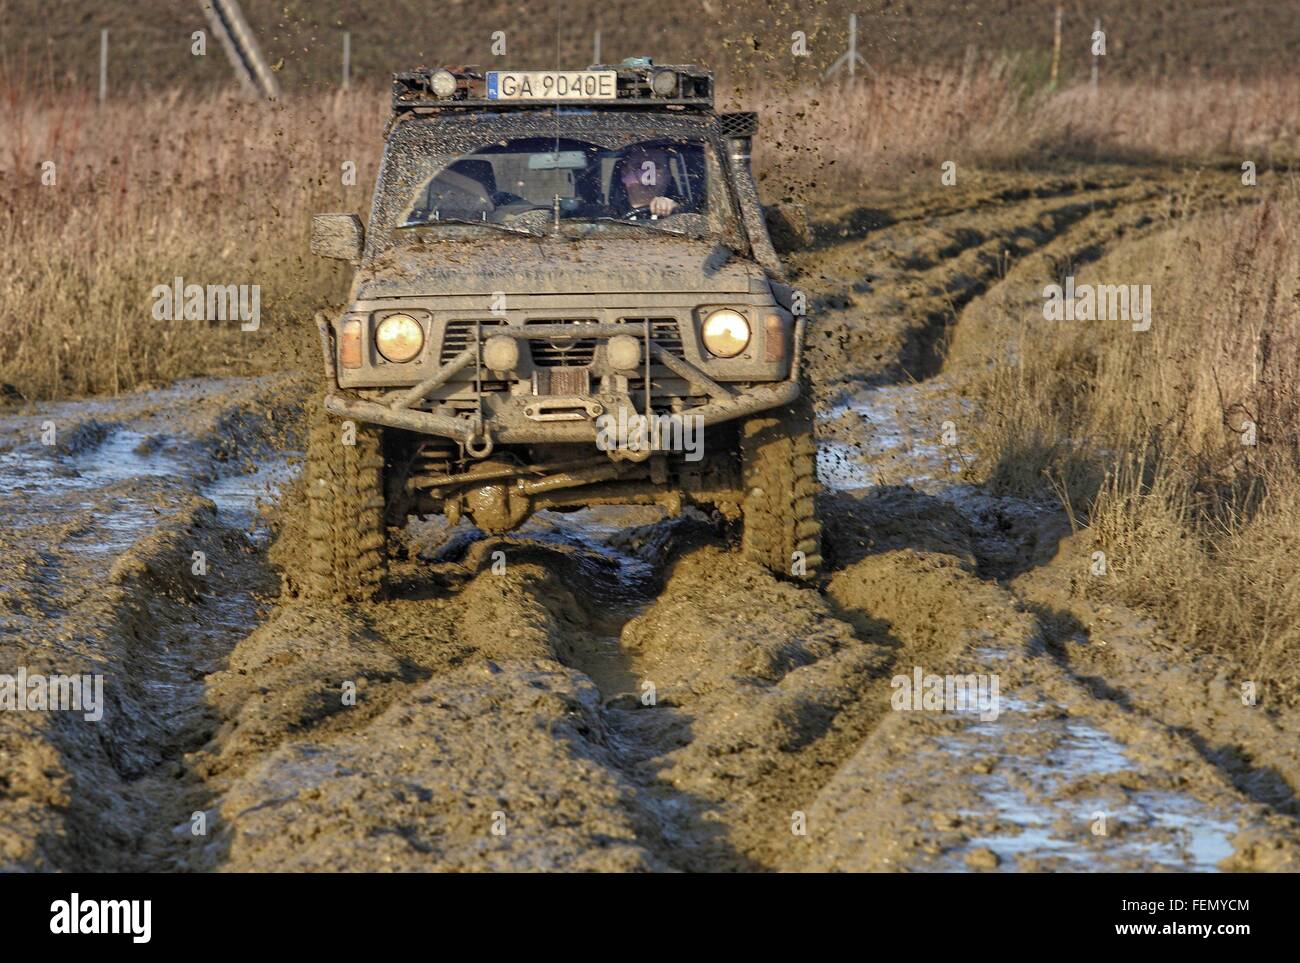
xmin=740 ymin=388 xmax=823 ymax=581
xmin=302 ymin=408 xmax=387 ymax=600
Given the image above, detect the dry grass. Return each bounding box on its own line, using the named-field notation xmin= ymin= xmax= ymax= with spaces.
xmin=0 ymin=81 xmax=385 ymax=398
xmin=966 ymin=196 xmax=1300 ymax=701
xmin=755 ymin=63 xmax=1300 ymax=196
xmin=3 ymin=61 xmax=1297 ymax=399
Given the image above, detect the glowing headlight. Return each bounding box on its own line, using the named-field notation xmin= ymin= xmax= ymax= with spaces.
xmin=374 ymin=314 xmax=424 ymax=363
xmin=700 ymin=309 xmax=750 ymax=358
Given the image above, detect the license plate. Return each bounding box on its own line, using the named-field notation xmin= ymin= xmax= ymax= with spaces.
xmin=486 ymin=70 xmax=617 ymax=101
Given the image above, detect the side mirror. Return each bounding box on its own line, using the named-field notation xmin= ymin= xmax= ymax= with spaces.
xmin=311 ymin=213 xmax=364 ymax=262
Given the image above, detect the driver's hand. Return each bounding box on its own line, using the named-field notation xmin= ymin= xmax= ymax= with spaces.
xmin=649 ymin=196 xmax=678 ymax=217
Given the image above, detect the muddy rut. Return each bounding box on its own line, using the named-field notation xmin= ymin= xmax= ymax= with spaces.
xmin=2 ymin=167 xmax=1297 ymax=872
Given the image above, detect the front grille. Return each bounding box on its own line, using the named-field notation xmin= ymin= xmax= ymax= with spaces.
xmin=440 ymin=318 xmax=507 ymax=364
xmin=439 ymin=319 xmax=509 ymax=390
xmin=622 ymin=317 xmax=684 ymax=359
xmin=442 ymin=317 xmax=685 ymax=377
xmin=526 ymin=318 xmax=599 ymax=367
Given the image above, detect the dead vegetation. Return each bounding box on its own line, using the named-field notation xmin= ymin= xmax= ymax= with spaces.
xmin=964 ymin=194 xmax=1300 ymax=702
xmin=751 ymin=64 xmax=1300 ymax=196
xmin=0 ymin=82 xmax=382 ymax=398
xmin=3 ymin=61 xmax=1298 ymax=398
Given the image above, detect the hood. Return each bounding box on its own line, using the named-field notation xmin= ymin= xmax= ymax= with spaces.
xmin=354 ymin=235 xmax=762 ymax=299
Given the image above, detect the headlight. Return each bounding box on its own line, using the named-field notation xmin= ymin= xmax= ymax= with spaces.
xmin=700 ymin=309 xmax=750 ymax=358
xmin=429 ymin=69 xmax=458 ymax=98
xmin=374 ymin=314 xmax=424 ymax=363
xmin=651 ymin=70 xmax=678 ymax=96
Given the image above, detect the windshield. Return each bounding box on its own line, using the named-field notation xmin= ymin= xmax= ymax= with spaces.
xmin=398 ymin=136 xmax=709 ymax=235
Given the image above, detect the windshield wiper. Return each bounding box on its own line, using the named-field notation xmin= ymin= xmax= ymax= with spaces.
xmin=565 ymin=215 xmax=691 ymax=234
xmin=398 ymin=215 xmax=538 ymax=236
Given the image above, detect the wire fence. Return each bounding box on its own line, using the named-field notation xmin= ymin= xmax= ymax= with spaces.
xmin=5 ymin=2 xmax=1297 ymax=100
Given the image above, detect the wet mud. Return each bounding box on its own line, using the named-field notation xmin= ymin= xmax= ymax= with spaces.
xmin=2 ymin=168 xmax=1296 ymax=872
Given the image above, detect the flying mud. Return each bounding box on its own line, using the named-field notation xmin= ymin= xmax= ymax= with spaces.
xmin=3 ymin=168 xmax=1297 ymax=872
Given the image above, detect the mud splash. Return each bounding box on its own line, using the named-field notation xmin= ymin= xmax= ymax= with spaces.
xmin=3 ymin=177 xmax=1296 ymax=872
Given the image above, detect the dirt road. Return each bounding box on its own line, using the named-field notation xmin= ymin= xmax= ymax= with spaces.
xmin=3 ymin=167 xmax=1297 ymax=872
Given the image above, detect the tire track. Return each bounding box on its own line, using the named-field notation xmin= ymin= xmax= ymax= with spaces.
xmin=4 ymin=168 xmax=1288 ymax=873
xmin=796 ymin=167 xmax=1299 ymax=870
xmin=0 ymin=377 xmax=297 ymax=871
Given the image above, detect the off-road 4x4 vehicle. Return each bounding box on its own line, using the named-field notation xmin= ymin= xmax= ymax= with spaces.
xmin=307 ymin=60 xmax=820 ymax=598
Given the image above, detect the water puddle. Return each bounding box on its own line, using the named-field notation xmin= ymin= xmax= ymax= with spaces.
xmin=0 ymin=417 xmax=296 ymax=559
xmin=1 ymin=428 xmax=183 ymax=492
xmin=816 ymin=380 xmax=972 ymax=491
xmin=0 ymin=429 xmax=190 ymax=556
xmin=940 ymin=699 xmax=1237 ymax=871
xmin=202 ymin=454 xmax=299 ymax=539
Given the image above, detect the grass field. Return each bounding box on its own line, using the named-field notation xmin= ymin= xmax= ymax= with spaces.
xmin=2 ymin=3 xmax=1299 ymax=710
xmin=951 ymin=190 xmax=1300 ymax=700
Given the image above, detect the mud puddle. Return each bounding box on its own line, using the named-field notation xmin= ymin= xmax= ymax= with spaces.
xmin=0 ymin=377 xmax=295 ymax=870
xmin=797 ymin=170 xmax=1295 ymax=871
xmin=937 ymin=688 xmax=1238 ymax=871
xmin=406 ymin=505 xmax=664 ymax=699
xmin=0 ymin=429 xmax=188 ymax=555
xmin=503 ymin=508 xmax=666 ymax=699
xmin=202 ymin=453 xmax=299 ymax=539
xmin=808 ymin=387 xmax=1254 ymax=868
xmin=816 ymin=379 xmax=972 ymax=492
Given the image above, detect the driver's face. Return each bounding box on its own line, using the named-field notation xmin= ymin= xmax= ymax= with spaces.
xmin=621 ymin=148 xmax=668 ymax=207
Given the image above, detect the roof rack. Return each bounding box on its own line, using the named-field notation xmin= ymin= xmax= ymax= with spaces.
xmin=392 ymin=60 xmax=714 ymax=114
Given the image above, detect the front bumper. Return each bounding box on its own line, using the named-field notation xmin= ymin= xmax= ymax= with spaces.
xmin=316 ymin=314 xmax=805 ymax=448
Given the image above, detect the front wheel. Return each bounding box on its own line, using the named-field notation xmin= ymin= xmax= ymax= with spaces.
xmin=740 ymin=391 xmax=823 ymax=581
xmin=301 ymin=408 xmax=388 ymax=600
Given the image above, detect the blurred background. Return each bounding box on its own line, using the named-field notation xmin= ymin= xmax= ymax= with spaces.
xmin=6 ymin=0 xmax=1299 ymax=93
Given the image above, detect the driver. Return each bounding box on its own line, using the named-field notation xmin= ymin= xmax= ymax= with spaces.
xmin=616 ymin=144 xmax=679 ymax=218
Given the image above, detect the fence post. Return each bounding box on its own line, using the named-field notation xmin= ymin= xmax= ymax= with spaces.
xmin=1050 ymin=6 xmax=1062 ymax=89
xmin=342 ymin=31 xmax=350 ymax=90
xmin=99 ymin=29 xmax=108 ymax=105
xmin=593 ymin=29 xmax=601 ymax=65
xmin=848 ymin=13 xmax=857 ymax=81
xmin=823 ymin=13 xmax=872 ymax=83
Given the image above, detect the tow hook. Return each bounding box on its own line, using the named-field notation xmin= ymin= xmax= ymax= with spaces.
xmin=465 ymin=428 xmax=494 ymax=459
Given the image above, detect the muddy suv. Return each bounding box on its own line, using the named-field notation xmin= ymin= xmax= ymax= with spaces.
xmin=306 ymin=61 xmax=820 ymax=598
